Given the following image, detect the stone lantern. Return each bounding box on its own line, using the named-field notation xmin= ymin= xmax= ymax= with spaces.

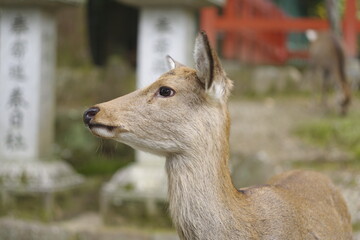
xmin=101 ymin=0 xmax=223 ymax=222
xmin=0 ymin=0 xmax=84 ymax=220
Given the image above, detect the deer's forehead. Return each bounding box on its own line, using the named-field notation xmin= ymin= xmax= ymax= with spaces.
xmin=155 ymin=67 xmax=200 ymax=88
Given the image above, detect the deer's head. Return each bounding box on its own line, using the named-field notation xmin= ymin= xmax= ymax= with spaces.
xmin=83 ymin=32 xmax=233 ymax=156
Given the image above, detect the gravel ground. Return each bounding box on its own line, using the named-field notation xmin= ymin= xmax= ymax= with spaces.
xmin=229 ymin=97 xmax=350 ymax=165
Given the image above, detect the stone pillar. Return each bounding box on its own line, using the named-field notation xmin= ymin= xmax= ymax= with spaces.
xmin=0 ymin=3 xmax=83 ymax=220
xmin=137 ymin=7 xmax=196 ymax=88
xmin=101 ymin=0 xmax=221 ymax=222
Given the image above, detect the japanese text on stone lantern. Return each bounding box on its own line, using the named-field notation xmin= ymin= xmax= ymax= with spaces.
xmin=5 ymin=14 xmax=29 ymax=151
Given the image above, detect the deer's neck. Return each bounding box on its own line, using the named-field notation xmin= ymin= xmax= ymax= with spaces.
xmin=165 ymin=126 xmax=252 ymax=240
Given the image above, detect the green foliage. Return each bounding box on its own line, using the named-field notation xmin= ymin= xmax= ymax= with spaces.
xmin=294 ymin=112 xmax=360 ymax=160
xmin=104 ymin=200 xmax=173 ymax=229
xmin=306 ymin=0 xmax=345 ymax=18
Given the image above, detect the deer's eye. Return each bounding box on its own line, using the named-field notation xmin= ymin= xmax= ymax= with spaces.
xmin=158 ymin=86 xmax=175 ymax=97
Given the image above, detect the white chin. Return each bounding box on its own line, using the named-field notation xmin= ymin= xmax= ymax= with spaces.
xmin=91 ymin=127 xmax=116 ymax=138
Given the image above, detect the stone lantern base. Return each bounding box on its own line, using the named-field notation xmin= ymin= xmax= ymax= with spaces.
xmin=100 ymin=161 xmax=171 ymax=226
xmin=0 ymin=159 xmax=84 ymax=221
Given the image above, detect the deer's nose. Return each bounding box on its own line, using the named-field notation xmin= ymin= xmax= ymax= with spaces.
xmin=83 ymin=107 xmax=100 ymax=125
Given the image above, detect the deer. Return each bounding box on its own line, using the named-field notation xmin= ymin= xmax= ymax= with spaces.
xmin=83 ymin=32 xmax=352 ymax=240
xmin=306 ymin=30 xmax=352 ymax=116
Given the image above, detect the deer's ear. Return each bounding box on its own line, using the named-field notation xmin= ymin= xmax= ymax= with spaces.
xmin=194 ymin=32 xmax=213 ymax=89
xmin=194 ymin=31 xmax=232 ymax=101
xmin=166 ymin=55 xmax=184 ymax=70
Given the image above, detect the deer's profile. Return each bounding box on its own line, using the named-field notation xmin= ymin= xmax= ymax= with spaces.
xmin=306 ymin=30 xmax=352 ymax=115
xmin=84 ymin=32 xmax=352 ymax=240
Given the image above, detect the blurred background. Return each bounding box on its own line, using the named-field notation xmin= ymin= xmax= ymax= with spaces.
xmin=0 ymin=0 xmax=359 ymax=239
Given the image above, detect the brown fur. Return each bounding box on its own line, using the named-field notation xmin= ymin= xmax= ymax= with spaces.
xmin=84 ymin=32 xmax=352 ymax=239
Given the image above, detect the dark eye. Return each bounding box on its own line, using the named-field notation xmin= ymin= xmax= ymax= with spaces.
xmin=158 ymin=86 xmax=175 ymax=97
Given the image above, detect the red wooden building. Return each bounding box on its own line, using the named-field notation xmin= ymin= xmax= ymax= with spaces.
xmin=201 ymin=0 xmax=359 ymax=64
